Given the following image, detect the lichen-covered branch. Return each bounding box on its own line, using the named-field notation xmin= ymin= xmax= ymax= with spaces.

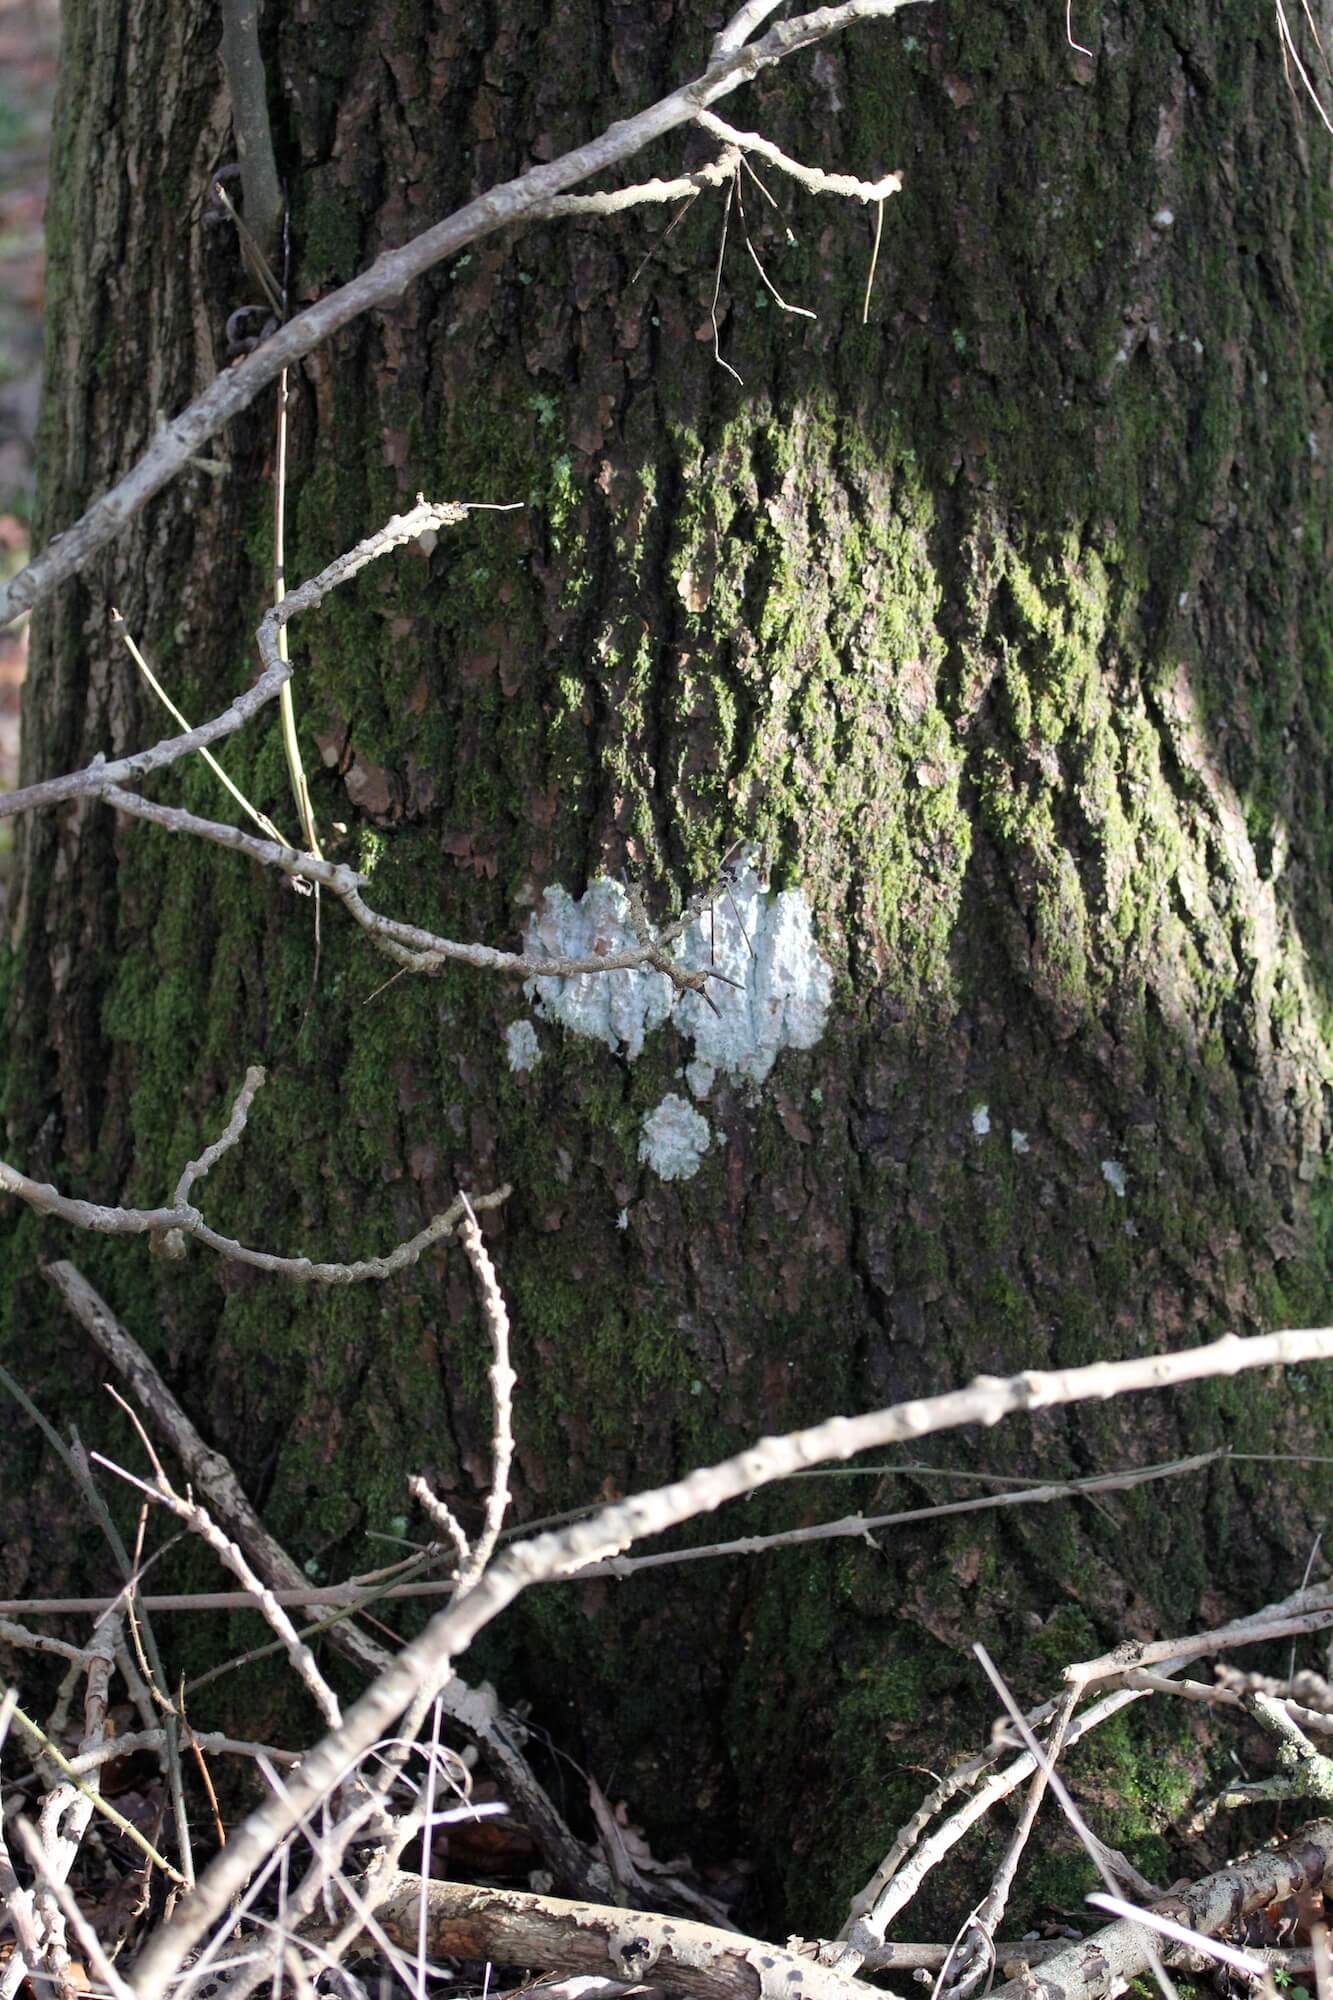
xmin=985 ymin=1821 xmax=1333 ymax=2000
xmin=314 ymin=1873 xmax=862 ymax=2000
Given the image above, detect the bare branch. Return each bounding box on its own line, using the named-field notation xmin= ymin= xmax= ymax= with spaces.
xmin=967 ymin=1646 xmax=1177 ymax=2000
xmin=1241 ymin=1689 xmax=1333 ymax=1799
xmin=12 ymin=1816 xmax=138 ymax=2000
xmin=127 ymin=1324 xmax=1333 ymax=2000
xmin=455 ymin=1197 xmax=517 ymax=1589
xmin=90 ymin=781 xmax=729 ymax=996
xmin=986 ymin=1821 xmax=1333 ymax=2000
xmin=539 ymin=153 xmax=738 ymax=218
xmin=0 ymin=498 xmax=463 ymax=819
xmin=89 ymin=1446 xmax=344 ymax=1730
xmin=46 ymin=1260 xmax=602 ymax=1895
xmin=940 ymin=1686 xmax=1082 ymax=2000
xmin=313 ymin=1872 xmax=861 ymax=2000
xmin=0 ymin=1084 xmax=510 ymax=1280
xmin=64 ymin=1728 xmax=302 ymax=1772
xmin=1068 ymin=1583 xmax=1333 ymax=1689
xmin=171 ymin=1064 xmax=265 ymax=1209
xmin=694 ymin=110 xmax=902 ymax=200
xmin=574 ymin=1449 xmax=1223 ymax=1577
xmin=0 ymin=0 xmax=927 ymax=629
xmin=406 ymin=1475 xmax=472 ymax=1575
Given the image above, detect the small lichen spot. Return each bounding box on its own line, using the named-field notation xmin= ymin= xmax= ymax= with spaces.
xmin=1101 ymin=1158 xmax=1128 ymax=1197
xmin=1011 ymin=1128 xmax=1030 ymax=1154
xmin=686 ymin=1058 xmax=716 ymax=1100
xmin=971 ymin=1103 xmax=991 ymax=1137
xmin=505 ymin=1019 xmax=542 ymax=1073
xmin=639 ymin=1095 xmax=711 ymax=1181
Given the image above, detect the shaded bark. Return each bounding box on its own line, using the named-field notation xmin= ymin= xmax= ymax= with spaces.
xmin=3 ymin=0 xmax=1332 ymax=1936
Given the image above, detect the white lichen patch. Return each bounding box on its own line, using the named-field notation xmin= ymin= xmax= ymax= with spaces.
xmin=1010 ymin=1128 xmax=1030 ymax=1155
xmin=523 ymin=859 xmax=832 ymax=1092
xmin=685 ymin=1058 xmax=716 ymax=1100
xmin=671 ymin=865 xmax=832 ymax=1089
xmin=504 ymin=1019 xmax=542 ymax=1073
xmin=1101 ymin=1158 xmax=1128 ymax=1197
xmin=639 ymin=1094 xmax=711 ymax=1181
xmin=971 ymin=1103 xmax=991 ymax=1137
xmin=524 ymin=879 xmax=674 ymax=1060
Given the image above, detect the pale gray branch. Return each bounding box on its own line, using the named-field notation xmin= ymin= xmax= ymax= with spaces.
xmin=0 ymin=0 xmax=926 ymax=630
xmin=314 ymin=1872 xmax=855 ymax=2000
xmin=0 ymin=498 xmax=463 ymax=820
xmin=986 ymin=1821 xmax=1333 ymax=2000
xmin=92 ymin=782 xmax=722 ymax=992
xmin=1068 ymin=1584 xmax=1333 ymax=1689
xmin=128 ymin=1325 xmax=1333 ymax=2000
xmin=45 ymin=1260 xmax=601 ymax=1896
xmin=694 ymin=110 xmax=902 ymax=199
xmin=1 ymin=1132 xmax=508 ymax=1282
xmin=575 ymin=1449 xmax=1222 ymax=1577
xmin=455 ymin=1198 xmax=517 ymax=1589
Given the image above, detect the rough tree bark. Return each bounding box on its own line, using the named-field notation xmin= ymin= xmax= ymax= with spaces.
xmin=2 ymin=0 xmax=1331 ymax=1934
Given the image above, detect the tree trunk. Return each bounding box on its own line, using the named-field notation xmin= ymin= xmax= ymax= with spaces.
xmin=3 ymin=0 xmax=1331 ymax=1935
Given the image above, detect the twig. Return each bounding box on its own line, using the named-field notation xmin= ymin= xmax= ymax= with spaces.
xmin=1276 ymin=0 xmax=1333 ymax=133
xmin=695 ymin=109 xmax=902 ymax=201
xmin=0 ymin=1088 xmax=511 ymax=1278
xmin=1242 ymin=1689 xmax=1333 ymax=1799
xmin=65 ymin=1727 xmax=301 ymax=1771
xmin=575 ymin=1449 xmax=1223 ymax=1577
xmin=862 ymin=196 xmax=885 ymax=322
xmin=985 ymin=1823 xmax=1333 ymax=2000
xmin=1117 ymin=1667 xmax=1333 ymax=1735
xmin=0 ymin=1682 xmax=187 ymax=1885
xmin=406 ymin=1475 xmax=472 ymax=1574
xmin=46 ymin=1260 xmax=601 ymax=1896
xmin=111 ymin=610 xmax=291 ymax=847
xmin=98 ymin=780 xmax=729 ymax=995
xmin=128 ymin=1324 xmax=1333 ymax=2000
xmin=90 ymin=1435 xmax=344 ymax=1730
xmin=4 ymin=491 xmax=735 ymax=1003
xmin=12 ymin=1816 xmax=138 ymax=2000
xmin=835 ymin=1683 xmax=1158 ymax=1959
xmin=939 ymin=1686 xmax=1081 ymax=2000
xmin=0 ymin=0 xmax=929 ymax=629
xmin=968 ymin=1646 xmax=1177 ymax=2000
xmin=0 ymin=1690 xmax=43 ymax=1989
xmin=709 ymin=177 xmax=742 ymax=382
xmin=1 ymin=498 xmax=465 ymax=819
xmin=455 ymin=1195 xmax=517 ymax=1589
xmin=1069 ymin=1585 xmax=1333 ymax=1688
